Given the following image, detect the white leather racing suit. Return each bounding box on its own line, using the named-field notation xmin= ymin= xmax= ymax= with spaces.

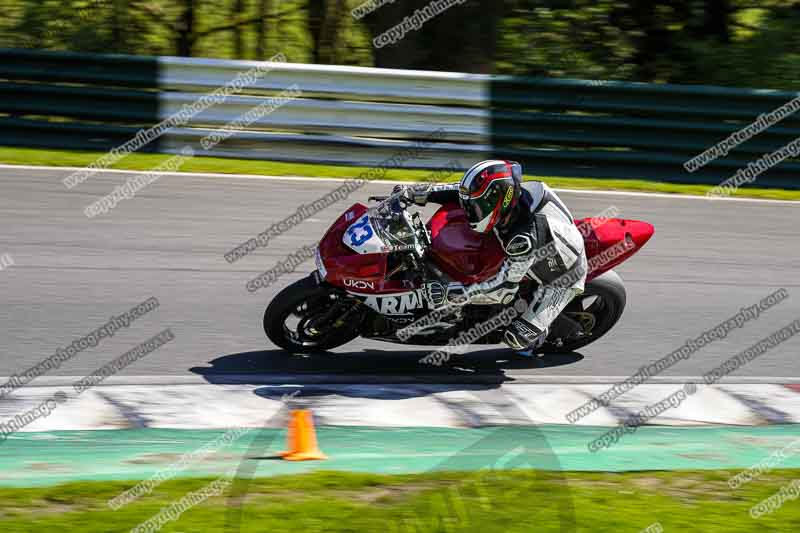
xmin=423 ymin=181 xmax=588 ymax=351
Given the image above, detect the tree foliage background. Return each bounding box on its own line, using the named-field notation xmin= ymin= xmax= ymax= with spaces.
xmin=1 ymin=0 xmax=799 ymax=90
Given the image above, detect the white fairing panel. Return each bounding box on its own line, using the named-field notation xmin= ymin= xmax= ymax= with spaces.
xmin=348 ymin=290 xmax=427 ymax=315
xmin=343 ymin=214 xmax=385 ymax=254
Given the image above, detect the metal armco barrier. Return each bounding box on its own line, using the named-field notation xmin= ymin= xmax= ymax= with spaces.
xmin=1 ymin=48 xmax=799 ymax=187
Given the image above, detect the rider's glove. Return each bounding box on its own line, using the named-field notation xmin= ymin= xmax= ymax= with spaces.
xmin=422 ymin=282 xmax=465 ymax=309
xmin=424 ymin=282 xmax=447 ymax=308
xmin=392 ymin=184 xmax=430 ymax=206
xmin=504 ymin=318 xmax=548 ymax=352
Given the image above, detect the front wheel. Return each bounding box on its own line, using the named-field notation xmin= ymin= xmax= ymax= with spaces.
xmin=264 ymin=274 xmax=362 ymax=354
xmin=542 ymin=270 xmax=627 ymax=353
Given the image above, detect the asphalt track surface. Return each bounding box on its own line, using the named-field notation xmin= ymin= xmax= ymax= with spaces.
xmin=1 ymin=165 xmax=799 ymax=384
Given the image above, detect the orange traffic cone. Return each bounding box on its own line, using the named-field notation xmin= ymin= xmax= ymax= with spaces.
xmin=278 ymin=410 xmax=300 ymax=458
xmin=280 ymin=410 xmax=327 ymax=461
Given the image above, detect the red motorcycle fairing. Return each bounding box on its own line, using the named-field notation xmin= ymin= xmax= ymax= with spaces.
xmin=580 ymin=216 xmax=655 ymax=281
xmin=425 ymin=204 xmax=654 ymax=284
xmin=426 ymin=203 xmax=506 ymax=284
xmin=318 ymin=202 xmax=654 ymax=296
xmin=318 ymin=203 xmax=413 ymax=294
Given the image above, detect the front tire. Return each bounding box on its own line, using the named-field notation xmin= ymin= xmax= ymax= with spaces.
xmin=264 ymin=274 xmax=361 ymax=354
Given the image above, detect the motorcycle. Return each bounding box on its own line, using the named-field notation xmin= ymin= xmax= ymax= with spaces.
xmin=264 ymin=190 xmax=654 ymax=355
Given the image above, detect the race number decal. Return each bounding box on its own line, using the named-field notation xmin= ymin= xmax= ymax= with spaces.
xmin=348 ymin=216 xmax=373 ymax=246
xmin=343 ymin=214 xmax=385 ymax=254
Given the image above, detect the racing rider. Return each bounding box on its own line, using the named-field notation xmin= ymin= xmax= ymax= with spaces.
xmin=395 ymin=160 xmax=587 ymax=353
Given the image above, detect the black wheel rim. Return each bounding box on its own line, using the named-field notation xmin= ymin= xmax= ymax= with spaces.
xmin=281 ymin=293 xmax=352 ymax=348
xmin=561 ymin=292 xmax=610 ymax=342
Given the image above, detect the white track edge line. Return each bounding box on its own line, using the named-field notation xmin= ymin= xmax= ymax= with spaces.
xmin=1 ymin=163 xmax=797 ymax=205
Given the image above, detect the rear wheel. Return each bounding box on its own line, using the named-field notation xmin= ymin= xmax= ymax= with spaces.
xmin=264 ymin=274 xmax=362 ymax=353
xmin=542 ymin=270 xmax=626 ymax=353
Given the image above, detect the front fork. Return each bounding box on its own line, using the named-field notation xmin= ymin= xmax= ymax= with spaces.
xmin=305 ymin=274 xmax=365 ymax=335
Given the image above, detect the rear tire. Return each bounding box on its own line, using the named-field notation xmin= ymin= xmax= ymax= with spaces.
xmin=264 ymin=274 xmax=361 ymax=354
xmin=542 ymin=270 xmax=626 ymax=353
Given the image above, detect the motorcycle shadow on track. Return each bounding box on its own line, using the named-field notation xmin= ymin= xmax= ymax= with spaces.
xmin=190 ymin=347 xmax=583 ymax=399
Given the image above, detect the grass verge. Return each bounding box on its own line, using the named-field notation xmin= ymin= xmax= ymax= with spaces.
xmin=0 ymin=146 xmax=797 ymax=201
xmin=0 ymin=469 xmax=798 ymax=532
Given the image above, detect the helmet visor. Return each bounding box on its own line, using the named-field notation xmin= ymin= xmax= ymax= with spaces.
xmin=461 ymin=186 xmax=501 ymax=231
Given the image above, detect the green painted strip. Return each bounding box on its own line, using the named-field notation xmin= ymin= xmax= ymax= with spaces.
xmin=2 ymin=425 xmax=800 ymax=487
